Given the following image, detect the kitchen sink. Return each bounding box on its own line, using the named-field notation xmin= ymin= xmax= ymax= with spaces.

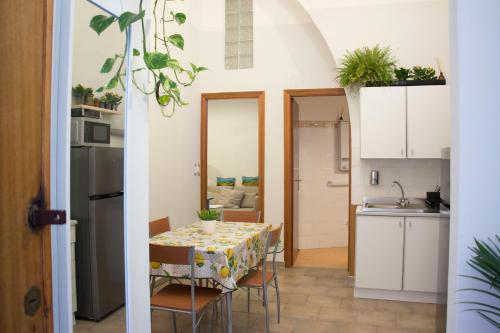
xmin=362 ymin=197 xmax=440 ymax=214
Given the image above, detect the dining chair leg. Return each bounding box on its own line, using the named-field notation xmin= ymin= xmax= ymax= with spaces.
xmin=172 ymin=312 xmax=177 ymax=333
xmin=274 ymin=276 xmax=281 ymax=323
xmin=220 ymin=295 xmax=225 ymax=333
xmin=192 ymin=313 xmax=197 ymax=333
xmin=211 ymin=303 xmax=216 ymax=333
xmin=227 ymin=292 xmax=233 ymax=333
xmin=263 ymin=285 xmax=269 ymax=333
xmin=247 ymin=288 xmax=250 ymax=312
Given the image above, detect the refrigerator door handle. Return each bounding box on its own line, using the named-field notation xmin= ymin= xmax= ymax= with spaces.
xmin=89 ymin=191 xmax=124 ymax=201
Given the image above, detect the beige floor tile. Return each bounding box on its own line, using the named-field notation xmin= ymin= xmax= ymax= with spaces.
xmin=304 ymin=294 xmax=342 ymax=307
xmin=281 ymin=304 xmax=321 ymax=319
xmin=334 ymin=322 xmax=377 ymax=333
xmin=375 ymin=300 xmax=413 ymax=314
xmin=341 ymin=298 xmax=378 ymax=311
xmin=318 ymin=307 xmax=358 ymax=323
xmin=327 ymin=287 xmax=355 ymax=298
xmin=376 ymin=327 xmax=419 ymax=333
xmin=357 ymin=310 xmax=398 ymax=328
xmin=290 ymin=318 xmax=338 ymax=333
xmin=397 ymin=313 xmax=439 ymax=331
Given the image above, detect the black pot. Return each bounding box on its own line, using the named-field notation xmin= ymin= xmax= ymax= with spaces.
xmin=390 ymin=79 xmax=446 ymax=86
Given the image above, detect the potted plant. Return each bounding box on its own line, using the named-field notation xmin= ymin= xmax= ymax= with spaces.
xmin=197 ymin=209 xmax=220 ymax=234
xmin=459 ymin=236 xmax=500 ymax=328
xmin=104 ymin=92 xmax=123 ymax=110
xmin=72 ymin=84 xmax=87 ymax=105
xmin=393 ymin=67 xmax=411 ymax=85
xmin=84 ymin=88 xmax=94 ymax=105
xmin=98 ymin=96 xmax=107 ymax=109
xmin=337 ymin=45 xmax=396 ymax=89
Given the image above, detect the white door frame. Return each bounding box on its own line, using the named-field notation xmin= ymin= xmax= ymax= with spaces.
xmin=50 ymin=1 xmax=151 ymax=332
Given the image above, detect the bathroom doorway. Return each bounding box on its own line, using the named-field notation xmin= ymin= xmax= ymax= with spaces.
xmin=284 ymin=89 xmax=351 ymax=270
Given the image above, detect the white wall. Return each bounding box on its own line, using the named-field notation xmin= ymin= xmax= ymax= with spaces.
xmin=447 ymin=1 xmax=500 ymax=332
xmin=298 ymin=0 xmax=449 ymax=204
xmin=72 ymin=0 xmax=125 ymax=147
xmin=295 ymin=96 xmax=349 ymax=248
xmin=207 ymin=99 xmax=259 ymax=186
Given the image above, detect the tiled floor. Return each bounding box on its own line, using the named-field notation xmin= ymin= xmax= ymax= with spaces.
xmin=294 ymin=247 xmax=348 ymax=268
xmin=74 ymin=265 xmax=446 ymax=332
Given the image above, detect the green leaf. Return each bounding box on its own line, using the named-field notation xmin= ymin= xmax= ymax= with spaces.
xmin=100 ymin=57 xmax=116 ymax=73
xmin=168 ymin=34 xmax=184 ymax=50
xmin=144 ymin=52 xmax=169 ymax=70
xmin=196 ymin=66 xmax=208 ymax=72
xmin=118 ymin=10 xmax=145 ymax=32
xmin=174 ymin=13 xmax=186 ymax=25
xmin=159 ymin=73 xmax=167 ymax=84
xmin=190 ymin=63 xmax=208 ymax=73
xmin=158 ymin=95 xmax=171 ymax=105
xmin=106 ymin=76 xmax=118 ymax=89
xmin=166 ymin=59 xmax=182 ymax=71
xmin=133 ymin=48 xmax=140 ymax=56
xmin=90 ymin=15 xmax=116 ymax=35
xmin=96 ymin=87 xmax=104 ymax=93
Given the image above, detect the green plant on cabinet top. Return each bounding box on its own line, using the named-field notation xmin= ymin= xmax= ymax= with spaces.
xmin=90 ymin=0 xmax=207 ymax=117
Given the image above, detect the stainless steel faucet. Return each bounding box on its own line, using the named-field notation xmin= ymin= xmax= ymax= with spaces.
xmin=392 ymin=181 xmax=410 ymax=207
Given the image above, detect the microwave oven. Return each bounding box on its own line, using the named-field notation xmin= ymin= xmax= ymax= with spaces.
xmin=71 ymin=117 xmax=111 ymax=147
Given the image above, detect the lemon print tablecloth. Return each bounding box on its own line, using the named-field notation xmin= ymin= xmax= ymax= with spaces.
xmin=149 ymin=221 xmax=271 ymax=289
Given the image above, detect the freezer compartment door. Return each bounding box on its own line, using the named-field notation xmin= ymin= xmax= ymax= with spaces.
xmin=89 ymin=147 xmax=123 ymax=195
xmin=90 ymin=194 xmax=125 ymax=319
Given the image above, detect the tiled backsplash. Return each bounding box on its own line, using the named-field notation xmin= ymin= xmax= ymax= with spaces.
xmin=351 ymin=158 xmax=442 ymax=205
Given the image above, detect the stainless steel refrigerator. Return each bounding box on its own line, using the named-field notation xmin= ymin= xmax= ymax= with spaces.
xmin=71 ymin=147 xmax=125 ymax=321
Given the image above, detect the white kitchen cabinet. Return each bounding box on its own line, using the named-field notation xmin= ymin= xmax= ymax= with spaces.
xmin=407 ymin=86 xmax=450 ymax=158
xmin=404 ymin=217 xmax=449 ymax=293
xmin=360 ymin=86 xmax=450 ymax=159
xmin=360 ymin=87 xmax=407 ymax=158
xmin=355 ymin=215 xmax=405 ymax=290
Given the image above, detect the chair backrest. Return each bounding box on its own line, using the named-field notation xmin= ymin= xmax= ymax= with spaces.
xmin=149 ymin=217 xmax=171 ymax=237
xmin=261 ymin=223 xmax=283 ymax=277
xmin=149 ymin=244 xmax=193 ymax=266
xmin=269 ymin=223 xmax=283 ymax=248
xmin=223 ymin=210 xmax=261 ymax=223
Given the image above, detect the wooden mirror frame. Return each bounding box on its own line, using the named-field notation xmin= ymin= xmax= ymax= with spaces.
xmin=200 ymin=91 xmax=265 ymax=222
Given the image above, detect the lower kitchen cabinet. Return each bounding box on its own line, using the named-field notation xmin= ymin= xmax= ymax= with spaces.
xmin=355 ymin=214 xmax=449 ymax=299
xmin=355 ymin=215 xmax=405 ymax=290
xmin=403 ymin=217 xmax=449 ymax=293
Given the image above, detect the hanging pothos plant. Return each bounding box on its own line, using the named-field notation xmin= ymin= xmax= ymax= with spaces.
xmin=90 ymin=0 xmax=207 ymax=117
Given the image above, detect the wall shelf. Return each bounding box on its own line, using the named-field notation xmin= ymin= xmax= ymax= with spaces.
xmin=71 ymin=104 xmax=123 ymax=115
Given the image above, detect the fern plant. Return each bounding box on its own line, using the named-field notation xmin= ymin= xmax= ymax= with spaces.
xmin=337 ymin=45 xmax=396 ymax=88
xmin=460 ymin=236 xmax=500 ymax=329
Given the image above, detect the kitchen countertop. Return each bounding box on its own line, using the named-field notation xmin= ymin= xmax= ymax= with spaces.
xmin=356 ymin=205 xmax=450 ymax=218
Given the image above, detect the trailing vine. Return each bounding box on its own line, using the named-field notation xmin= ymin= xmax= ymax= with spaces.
xmin=90 ymin=0 xmax=206 ymax=117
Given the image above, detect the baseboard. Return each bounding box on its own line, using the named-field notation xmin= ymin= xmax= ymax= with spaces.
xmin=354 ymin=287 xmax=447 ymax=304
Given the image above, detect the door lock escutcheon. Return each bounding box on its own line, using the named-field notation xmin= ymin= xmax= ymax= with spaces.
xmin=24 ymin=286 xmax=41 ymax=317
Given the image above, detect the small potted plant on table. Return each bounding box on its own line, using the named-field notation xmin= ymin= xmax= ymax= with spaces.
xmin=72 ymin=84 xmax=87 ymax=105
xmin=197 ymin=209 xmax=220 ymax=234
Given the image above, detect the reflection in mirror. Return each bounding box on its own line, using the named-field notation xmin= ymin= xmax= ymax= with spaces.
xmin=202 ymin=93 xmax=264 ymax=222
xmin=70 ymin=0 xmax=127 ymax=330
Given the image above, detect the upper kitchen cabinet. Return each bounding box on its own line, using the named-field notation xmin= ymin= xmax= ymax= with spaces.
xmin=360 ymin=87 xmax=407 ymax=158
xmin=407 ymin=86 xmax=450 ymax=158
xmin=360 ymin=86 xmax=450 ymax=159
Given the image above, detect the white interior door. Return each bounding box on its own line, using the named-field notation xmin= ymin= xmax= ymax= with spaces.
xmin=360 ymin=87 xmax=407 ymax=158
xmin=355 ymin=215 xmax=404 ymax=290
xmin=407 ymin=86 xmax=450 ymax=158
xmin=404 ymin=217 xmax=450 ymax=293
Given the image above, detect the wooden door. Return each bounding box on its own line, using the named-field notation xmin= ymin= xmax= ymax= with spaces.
xmin=355 ymin=215 xmax=404 ymax=290
xmin=291 ymin=99 xmax=300 ymax=263
xmin=0 ymin=0 xmax=54 ymax=331
xmin=360 ymin=87 xmax=407 ymax=158
xmin=404 ymin=217 xmax=450 ymax=293
xmin=407 ymin=86 xmax=450 ymax=158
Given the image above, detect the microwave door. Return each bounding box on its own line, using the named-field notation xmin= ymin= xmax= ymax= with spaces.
xmin=88 ymin=147 xmax=124 ymax=195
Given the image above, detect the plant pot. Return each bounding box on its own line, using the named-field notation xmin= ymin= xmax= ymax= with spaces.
xmin=99 ymin=101 xmax=106 ymax=109
xmin=93 ymin=99 xmax=100 ymax=107
xmin=113 ymin=104 xmax=119 ymax=111
xmin=85 ymin=95 xmax=94 ymax=105
xmin=107 ymin=104 xmax=114 ymax=110
xmin=200 ymin=220 xmax=217 ymax=234
xmin=73 ymin=96 xmax=84 ymax=105
xmin=390 ymin=79 xmax=446 ymax=86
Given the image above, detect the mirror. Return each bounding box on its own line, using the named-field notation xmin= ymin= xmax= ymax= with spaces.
xmin=201 ymin=92 xmax=265 ymax=221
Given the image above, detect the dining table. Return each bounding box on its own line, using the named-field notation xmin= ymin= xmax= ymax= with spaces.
xmin=149 ymin=221 xmax=271 ymax=333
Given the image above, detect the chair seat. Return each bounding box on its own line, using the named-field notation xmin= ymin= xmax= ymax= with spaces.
xmin=151 ymin=284 xmax=221 ymax=312
xmin=238 ymin=269 xmax=274 ymax=287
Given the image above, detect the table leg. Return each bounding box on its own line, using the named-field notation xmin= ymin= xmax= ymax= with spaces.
xmin=226 ymin=292 xmax=232 ymax=333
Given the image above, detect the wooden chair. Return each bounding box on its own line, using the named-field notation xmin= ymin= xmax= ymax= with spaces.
xmin=149 ymin=244 xmax=222 ymax=332
xmin=237 ymin=224 xmax=283 ymax=332
xmin=222 ymin=210 xmax=261 ymax=223
xmin=149 ymin=217 xmax=171 ymax=237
